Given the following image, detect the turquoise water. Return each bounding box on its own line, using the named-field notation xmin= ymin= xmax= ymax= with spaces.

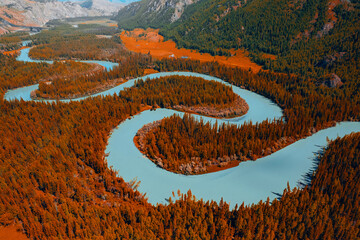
xmin=4 ymin=72 xmax=283 ymax=126
xmin=16 ymin=47 xmax=118 ymax=71
xmin=4 ymin=46 xmax=118 ymax=101
xmin=106 ymin=112 xmax=360 ymax=207
xmin=5 ymin=45 xmax=360 ymax=208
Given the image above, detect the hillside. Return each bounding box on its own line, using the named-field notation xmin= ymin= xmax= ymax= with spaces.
xmin=116 ymin=0 xmax=359 ymax=82
xmin=0 ymin=0 xmax=123 ymax=35
xmin=0 ymin=0 xmax=360 ymax=239
xmin=116 ymin=0 xmax=199 ymax=29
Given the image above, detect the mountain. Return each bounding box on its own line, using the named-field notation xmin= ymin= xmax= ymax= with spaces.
xmin=0 ymin=0 xmax=124 ymax=35
xmin=116 ymin=0 xmax=199 ymax=29
xmin=58 ymin=0 xmax=138 ymax=4
xmin=79 ymin=0 xmax=124 ymax=15
xmin=116 ymin=0 xmax=359 ymax=82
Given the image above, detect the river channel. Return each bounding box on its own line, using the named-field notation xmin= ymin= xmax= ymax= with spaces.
xmin=4 ymin=45 xmax=360 ymax=208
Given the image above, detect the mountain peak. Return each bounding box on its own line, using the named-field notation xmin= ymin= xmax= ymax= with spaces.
xmin=80 ymin=0 xmax=124 ymax=14
xmin=116 ymin=0 xmax=199 ymax=29
xmin=0 ymin=0 xmax=124 ymax=34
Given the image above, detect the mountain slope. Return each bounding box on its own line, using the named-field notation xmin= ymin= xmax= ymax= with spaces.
xmin=116 ymin=0 xmax=199 ymax=29
xmin=162 ymin=0 xmax=333 ymax=53
xmin=116 ymin=0 xmax=359 ymax=82
xmin=80 ymin=0 xmax=124 ymax=15
xmin=0 ymin=0 xmax=123 ymax=34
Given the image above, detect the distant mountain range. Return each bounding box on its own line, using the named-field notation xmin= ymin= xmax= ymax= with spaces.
xmin=0 ymin=0 xmax=124 ymax=34
xmin=116 ymin=0 xmax=198 ymax=29
xmin=57 ymin=0 xmax=139 ymax=5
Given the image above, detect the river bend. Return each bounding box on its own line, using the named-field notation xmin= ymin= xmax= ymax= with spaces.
xmin=4 ymin=46 xmax=360 ymax=207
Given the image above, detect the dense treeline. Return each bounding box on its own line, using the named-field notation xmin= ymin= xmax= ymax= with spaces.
xmin=162 ymin=0 xmax=328 ymax=54
xmin=120 ymin=76 xmax=238 ymax=109
xmin=35 ymin=53 xmax=152 ymax=99
xmin=26 ymin=24 xmax=124 ymax=62
xmin=0 ymin=54 xmax=92 ymax=97
xmin=0 ymin=32 xmax=30 ymax=52
xmin=0 ymin=94 xmax=359 ymax=238
xmin=30 ymin=24 xmax=118 ymax=46
xmin=140 ymin=114 xmax=287 ymax=174
xmin=47 ymin=21 xmax=120 ymax=36
xmin=154 ymin=58 xmax=360 ymax=113
xmin=132 ymin=58 xmax=360 ymax=174
xmin=256 ymin=1 xmax=360 ymax=83
xmin=163 ymin=133 xmax=360 ymax=239
xmin=0 ymin=96 xmax=147 ymax=239
xmin=118 ymin=0 xmax=359 ymax=81
xmin=160 ymin=0 xmax=360 ymax=80
xmin=29 ymin=35 xmax=125 ymax=61
xmin=17 ymin=25 xmax=157 ymax=99
xmin=1 ymin=25 xmax=360 ymax=238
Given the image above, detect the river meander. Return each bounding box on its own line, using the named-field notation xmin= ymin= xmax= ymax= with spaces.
xmin=4 ymin=46 xmax=360 ymax=208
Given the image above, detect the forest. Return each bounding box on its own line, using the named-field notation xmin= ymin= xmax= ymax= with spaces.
xmin=118 ymin=0 xmax=359 ymax=82
xmin=34 ymin=54 xmax=151 ymax=99
xmin=0 ymin=20 xmax=359 ymax=239
xmin=0 ymin=55 xmax=359 ymax=238
xmin=119 ymin=75 xmax=247 ymax=117
xmin=136 ymin=55 xmax=360 ymax=175
xmin=138 ymin=114 xmax=285 ymax=174
xmin=28 ymin=24 xmax=125 ymax=61
xmin=0 ymin=55 xmax=93 ymax=97
xmin=10 ymin=24 xmax=153 ymax=99
xmin=0 ymin=32 xmax=29 ymax=52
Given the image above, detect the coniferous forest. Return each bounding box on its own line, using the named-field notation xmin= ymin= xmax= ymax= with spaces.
xmin=0 ymin=0 xmax=359 ymax=238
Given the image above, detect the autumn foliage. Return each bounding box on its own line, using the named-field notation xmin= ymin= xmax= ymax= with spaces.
xmin=120 ymin=75 xmax=247 ymax=116
xmin=0 ymin=55 xmax=92 ymax=97
xmin=29 ymin=34 xmax=126 ymax=62
xmin=35 ymin=53 xmax=152 ymax=99
xmin=0 ymin=33 xmax=360 ymax=239
xmin=138 ymin=114 xmax=288 ymax=174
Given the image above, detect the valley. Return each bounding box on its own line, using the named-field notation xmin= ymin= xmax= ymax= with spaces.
xmin=5 ymin=39 xmax=359 ymax=209
xmin=0 ymin=0 xmax=359 ymax=239
xmin=0 ymin=0 xmax=123 ymax=35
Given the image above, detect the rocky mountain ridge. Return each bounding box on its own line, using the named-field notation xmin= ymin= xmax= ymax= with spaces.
xmin=80 ymin=0 xmax=125 ymax=14
xmin=116 ymin=0 xmax=199 ymax=29
xmin=0 ymin=0 xmax=123 ymax=35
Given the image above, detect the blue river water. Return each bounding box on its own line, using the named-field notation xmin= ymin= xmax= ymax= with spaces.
xmin=107 ymin=113 xmax=360 ymax=207
xmin=4 ymin=46 xmax=360 ymax=208
xmin=17 ymin=47 xmax=119 ymax=71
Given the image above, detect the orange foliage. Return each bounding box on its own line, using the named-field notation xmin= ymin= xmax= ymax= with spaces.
xmin=35 ymin=54 xmax=152 ymax=99
xmin=143 ymin=68 xmax=159 ymax=75
xmin=0 ymin=45 xmax=360 ymax=239
xmin=2 ymin=46 xmax=29 ymax=56
xmin=0 ymin=225 xmax=28 ymax=240
xmin=120 ymin=28 xmax=262 ymax=72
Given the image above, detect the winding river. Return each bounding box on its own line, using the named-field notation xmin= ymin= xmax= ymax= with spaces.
xmin=4 ymin=46 xmax=360 ymax=208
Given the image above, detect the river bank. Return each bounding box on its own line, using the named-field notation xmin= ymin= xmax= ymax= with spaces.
xmin=5 ymin=43 xmax=360 ymax=209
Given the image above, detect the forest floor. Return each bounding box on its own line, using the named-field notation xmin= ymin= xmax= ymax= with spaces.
xmin=0 ymin=225 xmax=28 ymax=240
xmin=120 ymin=28 xmax=263 ymax=73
